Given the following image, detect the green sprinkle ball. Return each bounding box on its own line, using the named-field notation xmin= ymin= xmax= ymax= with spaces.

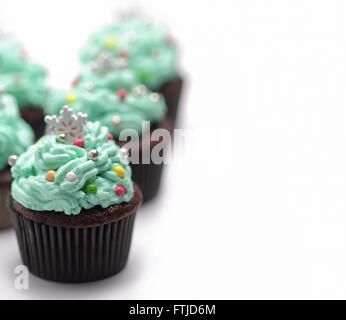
xmin=86 ymin=184 xmax=98 ymax=194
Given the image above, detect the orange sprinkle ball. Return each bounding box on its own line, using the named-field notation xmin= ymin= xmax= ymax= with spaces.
xmin=46 ymin=170 xmax=56 ymax=182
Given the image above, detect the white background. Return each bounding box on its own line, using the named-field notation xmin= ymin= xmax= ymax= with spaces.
xmin=0 ymin=0 xmax=346 ymax=299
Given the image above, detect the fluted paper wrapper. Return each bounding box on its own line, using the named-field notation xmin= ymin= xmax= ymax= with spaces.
xmin=118 ymin=118 xmax=173 ymax=203
xmin=158 ymin=76 xmax=184 ymax=126
xmin=9 ymin=206 xmax=137 ymax=282
xmin=131 ymin=162 xmax=165 ymax=202
xmin=0 ymin=184 xmax=12 ymax=229
xmin=19 ymin=107 xmax=45 ymax=139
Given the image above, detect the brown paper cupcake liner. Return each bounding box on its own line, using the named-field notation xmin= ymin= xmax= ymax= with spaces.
xmin=10 ymin=211 xmax=136 ymax=282
xmin=158 ymin=76 xmax=184 ymax=126
xmin=0 ymin=184 xmax=12 ymax=229
xmin=8 ymin=184 xmax=142 ymax=283
xmin=118 ymin=117 xmax=173 ymax=202
xmin=131 ymin=162 xmax=165 ymax=202
xmin=0 ymin=168 xmax=13 ymax=229
xmin=20 ymin=106 xmax=45 ymax=140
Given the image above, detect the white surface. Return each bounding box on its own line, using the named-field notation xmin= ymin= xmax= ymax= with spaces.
xmin=1 ymin=0 xmax=346 ymax=299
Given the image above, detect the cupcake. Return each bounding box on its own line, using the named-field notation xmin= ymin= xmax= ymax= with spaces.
xmin=0 ymin=38 xmax=48 ymax=138
xmin=46 ymin=85 xmax=171 ymax=201
xmin=8 ymin=106 xmax=142 ymax=282
xmin=79 ymin=17 xmax=183 ymax=125
xmin=0 ymin=93 xmax=34 ymax=229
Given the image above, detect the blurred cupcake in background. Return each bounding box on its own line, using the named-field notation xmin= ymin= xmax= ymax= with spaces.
xmin=46 ymin=84 xmax=172 ymax=202
xmin=8 ymin=107 xmax=142 ymax=282
xmin=0 ymin=38 xmax=49 ymax=138
xmin=73 ymin=51 xmax=138 ymax=91
xmin=79 ymin=16 xmax=183 ymax=125
xmin=0 ymin=92 xmax=34 ymax=229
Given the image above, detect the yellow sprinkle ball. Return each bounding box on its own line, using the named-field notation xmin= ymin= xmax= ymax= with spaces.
xmin=113 ymin=166 xmax=125 ymax=178
xmin=105 ymin=36 xmax=117 ymax=49
xmin=66 ymin=93 xmax=77 ymax=103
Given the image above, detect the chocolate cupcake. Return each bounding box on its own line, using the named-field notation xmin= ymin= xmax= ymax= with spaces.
xmin=0 ymin=38 xmax=48 ymax=138
xmin=46 ymin=85 xmax=171 ymax=201
xmin=8 ymin=107 xmax=142 ymax=282
xmin=79 ymin=17 xmax=183 ymax=125
xmin=0 ymin=93 xmax=34 ymax=229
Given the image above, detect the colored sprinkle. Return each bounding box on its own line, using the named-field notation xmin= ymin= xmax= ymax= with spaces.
xmin=115 ymin=185 xmax=126 ymax=196
xmin=86 ymin=184 xmax=98 ymax=194
xmin=73 ymin=138 xmax=85 ymax=148
xmin=113 ymin=166 xmax=125 ymax=178
xmin=46 ymin=170 xmax=56 ymax=182
xmin=117 ymin=88 xmax=127 ymax=100
xmin=105 ymin=36 xmax=117 ymax=49
xmin=119 ymin=50 xmax=128 ymax=58
xmin=137 ymin=70 xmax=149 ymax=83
xmin=71 ymin=77 xmax=80 ymax=87
xmin=66 ymin=93 xmax=77 ymax=103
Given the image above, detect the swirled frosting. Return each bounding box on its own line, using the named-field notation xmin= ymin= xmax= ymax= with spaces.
xmin=0 ymin=94 xmax=34 ymax=170
xmin=79 ymin=18 xmax=178 ymax=90
xmin=46 ymin=85 xmax=167 ymax=138
xmin=0 ymin=40 xmax=27 ymax=73
xmin=11 ymin=121 xmax=134 ymax=215
xmin=75 ymin=58 xmax=138 ymax=91
xmin=0 ymin=38 xmax=48 ymax=107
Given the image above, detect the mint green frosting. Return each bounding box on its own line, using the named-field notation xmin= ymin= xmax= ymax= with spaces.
xmin=79 ymin=18 xmax=178 ymax=90
xmin=11 ymin=121 xmax=134 ymax=215
xmin=0 ymin=94 xmax=34 ymax=170
xmin=0 ymin=73 xmax=48 ymax=107
xmin=76 ymin=62 xmax=138 ymax=91
xmin=0 ymin=40 xmax=27 ymax=73
xmin=0 ymin=38 xmax=48 ymax=107
xmin=45 ymin=86 xmax=167 ymax=138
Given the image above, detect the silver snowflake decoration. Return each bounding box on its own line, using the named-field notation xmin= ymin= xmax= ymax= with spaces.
xmin=90 ymin=51 xmax=128 ymax=75
xmin=113 ymin=7 xmax=141 ymax=23
xmin=44 ymin=106 xmax=88 ymax=143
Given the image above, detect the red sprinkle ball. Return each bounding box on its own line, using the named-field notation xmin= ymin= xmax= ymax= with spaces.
xmin=117 ymin=88 xmax=127 ymax=100
xmin=108 ymin=133 xmax=114 ymax=141
xmin=71 ymin=77 xmax=80 ymax=87
xmin=20 ymin=49 xmax=28 ymax=59
xmin=115 ymin=185 xmax=126 ymax=196
xmin=119 ymin=50 xmax=128 ymax=58
xmin=165 ymin=35 xmax=174 ymax=45
xmin=73 ymin=138 xmax=85 ymax=148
